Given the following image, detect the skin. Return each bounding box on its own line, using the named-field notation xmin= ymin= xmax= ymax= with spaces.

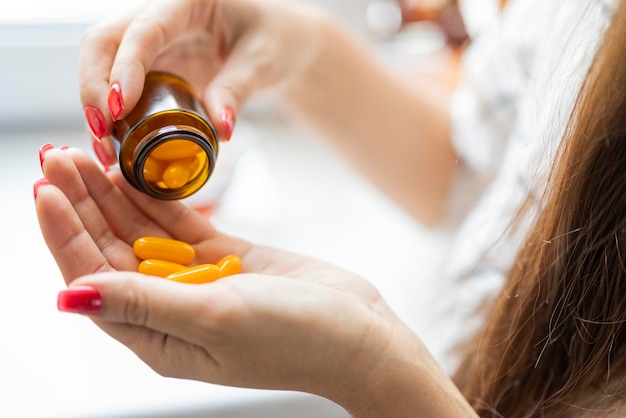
xmin=79 ymin=0 xmax=457 ymax=225
xmin=44 ymin=0 xmax=473 ymax=415
xmin=37 ymin=148 xmax=475 ymax=417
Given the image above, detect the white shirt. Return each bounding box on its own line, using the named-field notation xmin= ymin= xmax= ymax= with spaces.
xmin=431 ymin=0 xmax=616 ymax=374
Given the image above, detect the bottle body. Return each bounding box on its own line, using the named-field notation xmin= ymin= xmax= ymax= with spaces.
xmin=113 ymin=71 xmax=218 ymax=200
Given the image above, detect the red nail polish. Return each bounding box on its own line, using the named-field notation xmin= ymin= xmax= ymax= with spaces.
xmin=39 ymin=143 xmax=54 ymax=168
xmin=92 ymin=138 xmax=110 ymax=170
xmin=220 ymin=106 xmax=235 ymax=141
xmin=108 ymin=83 xmax=124 ymax=121
xmin=33 ymin=178 xmax=49 ymax=199
xmin=85 ymin=105 xmax=107 ymax=139
xmin=59 ymin=145 xmax=69 ymax=151
xmin=57 ymin=286 xmax=102 ymax=315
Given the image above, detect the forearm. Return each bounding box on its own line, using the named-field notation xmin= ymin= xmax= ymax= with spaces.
xmin=280 ymin=12 xmax=458 ymax=225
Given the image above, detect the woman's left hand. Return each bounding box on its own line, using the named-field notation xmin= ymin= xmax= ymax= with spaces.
xmin=35 ymin=147 xmax=427 ymax=414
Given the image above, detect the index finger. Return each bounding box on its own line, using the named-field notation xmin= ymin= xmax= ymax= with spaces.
xmin=107 ymin=0 xmax=213 ymax=121
xmin=36 ymin=183 xmax=116 ymax=284
xmin=79 ymin=3 xmax=142 ymax=162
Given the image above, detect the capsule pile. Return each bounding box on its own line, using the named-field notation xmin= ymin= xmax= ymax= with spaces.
xmin=143 ymin=140 xmax=207 ymax=189
xmin=133 ymin=236 xmax=241 ymax=284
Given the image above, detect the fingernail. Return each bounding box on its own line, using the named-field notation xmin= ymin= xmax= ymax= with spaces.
xmin=85 ymin=105 xmax=107 ymax=139
xmin=220 ymin=106 xmax=235 ymax=141
xmin=39 ymin=143 xmax=54 ymax=169
xmin=108 ymin=83 xmax=124 ymax=121
xmin=92 ymin=138 xmax=110 ymax=171
xmin=59 ymin=145 xmax=69 ymax=151
xmin=33 ymin=178 xmax=50 ymax=199
xmin=57 ymin=286 xmax=103 ymax=315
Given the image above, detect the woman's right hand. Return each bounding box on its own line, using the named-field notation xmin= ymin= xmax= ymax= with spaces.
xmin=79 ymin=0 xmax=326 ymax=164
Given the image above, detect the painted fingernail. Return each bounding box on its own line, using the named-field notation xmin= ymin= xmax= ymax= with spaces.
xmin=33 ymin=178 xmax=49 ymax=200
xmin=59 ymin=145 xmax=69 ymax=151
xmin=92 ymin=138 xmax=110 ymax=171
xmin=220 ymin=106 xmax=235 ymax=141
xmin=108 ymin=83 xmax=124 ymax=121
xmin=85 ymin=105 xmax=107 ymax=139
xmin=39 ymin=143 xmax=54 ymax=168
xmin=57 ymin=286 xmax=103 ymax=315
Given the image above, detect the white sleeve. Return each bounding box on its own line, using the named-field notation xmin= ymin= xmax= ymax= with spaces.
xmin=443 ymin=0 xmax=552 ymax=226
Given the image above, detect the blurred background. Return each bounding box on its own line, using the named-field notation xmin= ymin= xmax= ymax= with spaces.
xmin=0 ymin=0 xmax=497 ymax=417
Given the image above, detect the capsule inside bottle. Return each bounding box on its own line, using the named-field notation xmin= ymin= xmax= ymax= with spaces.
xmin=140 ymin=137 xmax=209 ymax=194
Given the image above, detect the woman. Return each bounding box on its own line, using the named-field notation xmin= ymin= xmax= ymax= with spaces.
xmin=35 ymin=0 xmax=625 ymax=415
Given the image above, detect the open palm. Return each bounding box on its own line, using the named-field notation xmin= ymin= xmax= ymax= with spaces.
xmin=35 ymin=147 xmax=402 ymax=401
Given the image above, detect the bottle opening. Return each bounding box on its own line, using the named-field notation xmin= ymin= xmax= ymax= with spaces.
xmin=135 ymin=131 xmax=215 ymax=200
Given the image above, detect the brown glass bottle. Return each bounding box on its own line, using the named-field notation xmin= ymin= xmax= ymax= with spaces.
xmin=113 ymin=71 xmax=218 ymax=200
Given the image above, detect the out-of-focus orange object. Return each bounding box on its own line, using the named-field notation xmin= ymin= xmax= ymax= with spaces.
xmin=399 ymin=0 xmax=469 ymax=48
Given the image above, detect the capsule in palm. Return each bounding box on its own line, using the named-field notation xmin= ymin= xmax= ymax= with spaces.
xmin=133 ymin=236 xmax=195 ymax=265
xmin=216 ymin=255 xmax=242 ymax=277
xmin=166 ymin=263 xmax=222 ymax=284
xmin=138 ymin=259 xmax=187 ymax=278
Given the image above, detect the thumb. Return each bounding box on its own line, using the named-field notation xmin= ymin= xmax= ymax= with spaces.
xmin=57 ymin=271 xmax=221 ymax=346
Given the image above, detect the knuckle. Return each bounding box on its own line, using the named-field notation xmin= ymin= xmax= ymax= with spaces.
xmin=152 ymin=362 xmax=178 ymax=379
xmin=81 ymin=23 xmax=116 ymax=51
xmin=121 ymin=281 xmax=150 ymax=327
xmin=80 ymin=25 xmax=101 ymax=46
xmin=221 ymin=81 xmax=249 ymax=109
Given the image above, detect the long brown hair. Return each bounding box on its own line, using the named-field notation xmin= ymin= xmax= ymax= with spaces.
xmin=457 ymin=1 xmax=626 ymax=416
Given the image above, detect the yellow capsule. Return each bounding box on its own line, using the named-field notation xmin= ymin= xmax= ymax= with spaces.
xmin=166 ymin=264 xmax=221 ymax=284
xmin=133 ymin=236 xmax=195 ymax=265
xmin=162 ymin=162 xmax=191 ymax=188
xmin=138 ymin=259 xmax=187 ymax=278
xmin=217 ymin=255 xmax=242 ymax=278
xmin=150 ymin=139 xmax=203 ymax=160
xmin=188 ymin=152 xmax=207 ymax=179
xmin=143 ymin=156 xmax=166 ymax=183
xmin=161 ymin=157 xmax=200 ymax=189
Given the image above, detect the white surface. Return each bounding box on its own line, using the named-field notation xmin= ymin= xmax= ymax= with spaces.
xmin=0 ymin=117 xmax=450 ymax=417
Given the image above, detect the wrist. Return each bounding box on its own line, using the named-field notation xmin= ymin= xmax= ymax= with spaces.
xmin=336 ymin=318 xmax=477 ymax=418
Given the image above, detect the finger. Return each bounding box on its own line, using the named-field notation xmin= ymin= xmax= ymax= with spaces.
xmin=56 ymin=147 xmax=248 ymax=265
xmin=203 ymin=34 xmax=270 ymax=141
xmin=41 ymin=149 xmax=138 ymax=273
xmin=67 ymin=271 xmax=236 ymax=350
xmin=56 ymin=278 xmax=218 ymax=381
xmin=108 ymin=170 xmax=221 ymax=245
xmin=79 ymin=6 xmax=140 ymax=163
xmin=64 ymin=149 xmax=175 ymax=244
xmin=110 ymin=170 xmax=253 ymax=264
xmin=35 ymin=182 xmax=114 ymax=283
xmin=93 ymin=319 xmax=218 ymax=382
xmin=108 ymin=0 xmax=212 ymax=121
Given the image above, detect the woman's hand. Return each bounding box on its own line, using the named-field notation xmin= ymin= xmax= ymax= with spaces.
xmin=34 ymin=147 xmax=403 ymax=413
xmin=80 ymin=0 xmax=325 ymax=161
xmin=79 ymin=0 xmax=458 ymax=226
xmin=36 ymin=148 xmax=476 ymax=416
